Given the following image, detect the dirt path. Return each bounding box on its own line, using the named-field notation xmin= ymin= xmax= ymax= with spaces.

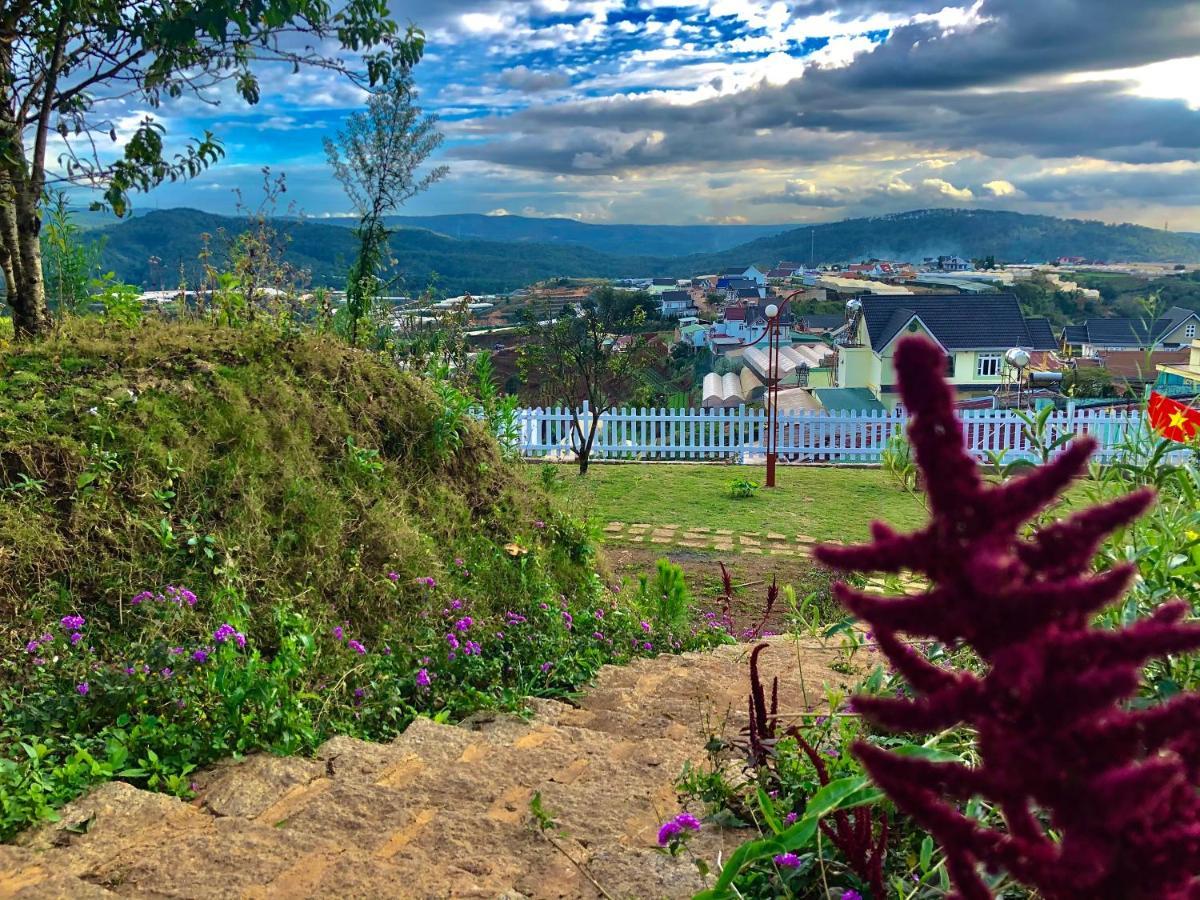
xmin=1 ymin=638 xmax=866 ymax=900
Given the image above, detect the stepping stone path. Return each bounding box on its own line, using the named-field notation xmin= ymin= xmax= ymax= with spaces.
xmin=602 ymin=522 xmax=822 ymax=556
xmin=1 ymin=639 xmax=864 ymax=899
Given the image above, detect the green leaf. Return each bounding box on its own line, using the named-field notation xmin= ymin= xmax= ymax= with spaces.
xmin=920 ymin=834 xmax=933 ymax=871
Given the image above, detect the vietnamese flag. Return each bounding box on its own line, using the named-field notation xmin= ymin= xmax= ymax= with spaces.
xmin=1148 ymin=391 xmax=1200 ymax=444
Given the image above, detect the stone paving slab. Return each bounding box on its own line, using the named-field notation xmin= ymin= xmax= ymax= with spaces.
xmin=594 ymin=522 xmax=834 ymax=557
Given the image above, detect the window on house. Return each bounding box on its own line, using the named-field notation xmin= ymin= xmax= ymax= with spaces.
xmin=976 ymin=354 xmax=1002 ymax=377
xmin=1186 ymin=322 xmax=1197 ymax=339
xmin=946 ymin=355 xmax=956 ymax=377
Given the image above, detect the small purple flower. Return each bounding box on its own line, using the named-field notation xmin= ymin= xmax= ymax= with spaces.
xmin=464 ymin=640 xmax=482 ymax=656
xmin=419 ymin=576 xmax=436 ymax=588
xmin=657 ymin=821 xmax=683 ymax=846
xmin=332 ymin=625 xmax=344 ymax=641
xmin=454 ymin=558 xmax=464 ymax=567
xmin=505 ymin=611 xmax=526 ymax=625
xmin=61 ymin=615 xmax=85 ymax=631
xmin=160 ymin=667 xmax=173 ymax=678
xmin=69 ymin=631 xmax=83 ymax=645
xmin=213 ymin=624 xmax=245 ymax=648
xmin=176 ymin=699 xmax=187 ymax=709
xmin=25 ymin=640 xmax=39 ymax=654
xmin=643 ymin=642 xmax=652 ymax=651
xmin=124 ymin=666 xmax=136 ymax=675
xmin=454 ymin=616 xmax=473 ymax=632
xmin=347 ymin=640 xmax=367 ymax=655
xmin=774 ymin=853 xmax=803 ymax=869
xmin=842 ymin=891 xmax=863 ymax=900
xmin=416 ymin=668 xmax=431 ymax=687
xmin=387 ymin=571 xmax=400 ymax=582
xmin=640 ymin=621 xmax=651 ymax=632
xmin=594 ymin=609 xmax=604 ymax=619
xmin=674 ymin=813 xmax=701 ymax=831
xmin=191 ymin=650 xmax=208 ymax=663
xmin=784 ymin=811 xmax=798 ymax=825
xmin=592 ymin=631 xmax=605 ymax=641
xmin=32 ymin=657 xmax=45 ymax=666
xmin=40 ymin=633 xmax=53 ymax=643
xmin=562 ymin=612 xmax=573 ymax=629
xmin=533 ymin=520 xmax=546 ymax=530
xmin=823 ymin=747 xmax=840 ymax=759
xmin=131 ymin=591 xmax=153 ymax=605
xmin=450 ymin=599 xmax=463 ymax=610
xmin=169 ymin=646 xmax=184 ymax=655
xmin=540 ymin=662 xmax=552 ymax=672
xmin=353 ymin=688 xmax=366 ymax=699
xmin=445 ymin=633 xmax=460 ymax=650
xmin=447 ymin=651 xmax=456 ymax=661
xmin=76 ymin=682 xmax=89 ymax=696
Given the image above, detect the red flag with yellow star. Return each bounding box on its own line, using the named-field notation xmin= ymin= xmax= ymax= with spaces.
xmin=1148 ymin=391 xmax=1200 ymax=444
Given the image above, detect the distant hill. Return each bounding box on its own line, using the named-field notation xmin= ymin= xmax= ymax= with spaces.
xmin=96 ymin=208 xmax=656 ymax=295
xmin=309 ymin=213 xmax=789 ymax=257
xmin=88 ymin=207 xmax=1200 ymax=296
xmin=679 ymin=209 xmax=1200 ymax=272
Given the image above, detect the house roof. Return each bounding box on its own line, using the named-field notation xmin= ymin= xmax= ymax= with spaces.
xmin=814 ymin=388 xmax=887 ymax=413
xmin=725 ymin=278 xmax=760 ymax=291
xmin=659 ymin=290 xmax=692 ymax=304
xmin=722 ymin=266 xmax=750 ymax=276
xmin=1099 ymin=348 xmax=1191 ymax=380
xmin=734 ymin=288 xmax=762 ymax=300
xmin=858 ymin=293 xmax=1058 ymax=353
xmin=724 ymin=306 xmax=747 ymax=321
xmin=1069 ymin=306 xmax=1199 ymax=347
xmin=801 ymin=314 xmax=846 ymax=331
xmin=767 ymin=268 xmax=796 ymax=278
xmin=651 ymin=278 xmax=676 ymax=286
xmin=1061 ymin=324 xmax=1089 ymax=345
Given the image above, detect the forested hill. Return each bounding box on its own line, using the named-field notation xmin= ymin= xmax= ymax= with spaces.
xmin=680 ymin=209 xmax=1200 ymax=271
xmin=317 ymin=213 xmax=789 ymax=257
xmin=91 ymin=207 xmax=1200 ymax=297
xmin=96 ymin=208 xmax=658 ymax=295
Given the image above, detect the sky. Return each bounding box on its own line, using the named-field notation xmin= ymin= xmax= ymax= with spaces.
xmin=104 ymin=0 xmax=1200 ymax=229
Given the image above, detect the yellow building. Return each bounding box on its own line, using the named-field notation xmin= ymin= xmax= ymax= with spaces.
xmin=834 ymin=294 xmax=1059 ymax=408
xmin=1156 ymin=339 xmax=1200 ymax=391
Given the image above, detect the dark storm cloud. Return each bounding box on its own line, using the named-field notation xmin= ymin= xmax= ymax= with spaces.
xmin=1015 ymin=168 xmax=1200 ymax=209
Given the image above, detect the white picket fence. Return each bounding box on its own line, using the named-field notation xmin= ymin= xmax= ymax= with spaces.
xmin=511 ymin=403 xmax=1157 ymax=465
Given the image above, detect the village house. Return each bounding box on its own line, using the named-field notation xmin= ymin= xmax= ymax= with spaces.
xmin=836 ymin=293 xmax=1058 ymax=408
xmin=657 ymin=289 xmax=698 ymax=318
xmin=646 ymin=277 xmax=683 ymax=296
xmin=716 ymin=265 xmax=767 ymax=288
xmin=1060 ymin=306 xmax=1199 ymax=356
xmin=1156 ymin=338 xmax=1200 ymax=393
xmin=722 ymin=278 xmax=767 ymax=302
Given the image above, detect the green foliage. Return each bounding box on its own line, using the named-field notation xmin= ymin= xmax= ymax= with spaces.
xmin=40 ymin=192 xmax=104 ymax=317
xmin=90 ymin=277 xmax=144 ymax=327
xmin=635 ymin=559 xmax=696 ymax=638
xmin=880 ymin=426 xmax=920 ymax=495
xmin=728 ymin=476 xmax=760 ymax=499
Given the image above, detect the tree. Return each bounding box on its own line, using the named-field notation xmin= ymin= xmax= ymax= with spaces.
xmin=519 ymin=300 xmax=651 ymax=475
xmin=0 ymin=0 xmax=423 ymax=338
xmin=324 ymin=71 xmax=447 ymax=345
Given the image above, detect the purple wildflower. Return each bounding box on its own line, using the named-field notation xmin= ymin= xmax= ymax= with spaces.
xmin=657 ymin=821 xmax=683 ymax=846
xmin=594 ymin=609 xmax=604 ymax=619
xmin=131 ymin=591 xmax=153 ymax=605
xmin=160 ymin=667 xmax=173 ymax=678
xmin=60 ymin=615 xmax=85 ymax=631
xmin=191 ymin=650 xmax=208 ymax=663
xmin=784 ymin=812 xmax=798 ymax=825
xmin=32 ymin=657 xmax=45 ymax=666
xmin=592 ymin=631 xmax=605 ymax=641
xmin=643 ymin=642 xmax=653 ymax=651
xmin=347 ymin=640 xmax=367 ymax=655
xmin=387 ymin=571 xmax=400 ymax=582
xmin=464 ymin=640 xmax=482 ymax=656
xmin=562 ymin=612 xmax=573 ymax=629
xmin=640 ymin=621 xmax=652 ymax=632
xmin=533 ymin=520 xmax=546 ymax=529
xmin=332 ymin=625 xmax=344 ymax=641
xmin=76 ymin=682 xmax=89 ymax=696
xmin=774 ymin=853 xmax=803 ymax=869
xmin=445 ymin=633 xmax=460 ymax=650
xmin=416 ymin=668 xmax=431 ymax=687
xmin=540 ymin=662 xmax=552 ymax=672
xmin=39 ymin=633 xmax=53 ymax=643
xmin=454 ymin=616 xmax=473 ymax=632
xmin=25 ymin=640 xmax=39 ymax=654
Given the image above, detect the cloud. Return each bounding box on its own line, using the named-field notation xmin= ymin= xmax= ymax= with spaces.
xmin=983 ymin=179 xmax=1018 ymax=197
xmin=497 ymin=65 xmax=571 ymax=92
xmin=921 ymin=178 xmax=973 ymax=201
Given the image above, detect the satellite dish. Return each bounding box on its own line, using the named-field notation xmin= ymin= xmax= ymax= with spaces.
xmin=1005 ymin=348 xmax=1031 ymax=369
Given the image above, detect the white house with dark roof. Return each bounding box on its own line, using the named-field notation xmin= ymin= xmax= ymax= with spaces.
xmin=717 ymin=265 xmax=766 ymax=288
xmin=1060 ymin=306 xmax=1199 ymax=356
xmin=658 ymin=289 xmax=698 ymax=318
xmin=837 ymin=293 xmax=1059 ymax=408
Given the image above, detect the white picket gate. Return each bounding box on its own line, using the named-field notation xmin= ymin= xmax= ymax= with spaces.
xmin=510 ymin=403 xmax=1162 ymax=465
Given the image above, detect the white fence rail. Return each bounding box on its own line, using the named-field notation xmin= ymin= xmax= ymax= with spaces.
xmin=512 ymin=403 xmax=1160 ymax=465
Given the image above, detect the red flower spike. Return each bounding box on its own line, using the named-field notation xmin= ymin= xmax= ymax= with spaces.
xmin=819 ymin=335 xmax=1200 ymax=899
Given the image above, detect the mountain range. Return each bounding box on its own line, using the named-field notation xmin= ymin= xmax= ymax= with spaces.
xmin=91 ymin=207 xmax=1200 ymax=297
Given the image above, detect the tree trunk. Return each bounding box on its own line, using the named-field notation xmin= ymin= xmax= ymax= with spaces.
xmin=8 ymin=188 xmax=49 ymax=338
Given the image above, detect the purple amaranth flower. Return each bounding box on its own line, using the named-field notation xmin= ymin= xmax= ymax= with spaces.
xmin=447 ymin=651 xmax=456 ymax=661
xmin=416 ymin=668 xmax=431 ymax=687
xmin=142 ymin=664 xmax=150 ymax=674
xmin=454 ymin=616 xmax=473 ymax=632
xmin=454 ymin=558 xmax=464 ymax=567
xmin=60 ymin=615 xmax=85 ymax=630
xmin=191 ymin=650 xmax=208 ymax=663
xmin=773 ymin=853 xmax=803 ymax=869
xmin=353 ymin=688 xmax=365 ymax=699
xmin=164 ymin=586 xmax=197 ymax=607
xmin=76 ymin=682 xmax=89 ymax=696
xmin=451 ymin=599 xmax=463 ymax=610
xmin=418 ymin=576 xmax=436 ymax=588
xmin=332 ymin=625 xmax=344 ymax=641
xmin=347 ymin=640 xmax=367 ymax=655
xmin=505 ymin=611 xmax=527 ymax=625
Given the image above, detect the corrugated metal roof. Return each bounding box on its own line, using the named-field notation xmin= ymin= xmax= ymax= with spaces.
xmin=813 ymin=388 xmax=887 ymax=413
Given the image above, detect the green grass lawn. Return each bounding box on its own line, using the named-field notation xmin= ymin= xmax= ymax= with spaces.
xmin=565 ymin=463 xmax=928 ymax=542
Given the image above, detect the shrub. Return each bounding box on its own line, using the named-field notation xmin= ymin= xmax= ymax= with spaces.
xmin=729 ymin=476 xmax=760 ymax=499
xmin=815 ymin=336 xmax=1200 ymax=899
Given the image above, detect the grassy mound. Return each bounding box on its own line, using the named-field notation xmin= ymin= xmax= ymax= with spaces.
xmin=0 ymin=320 xmax=728 ymax=839
xmin=0 ymin=320 xmax=571 ymax=627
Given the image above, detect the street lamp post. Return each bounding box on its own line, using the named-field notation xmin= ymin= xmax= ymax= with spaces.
xmin=763 ymin=302 xmax=781 ymax=487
